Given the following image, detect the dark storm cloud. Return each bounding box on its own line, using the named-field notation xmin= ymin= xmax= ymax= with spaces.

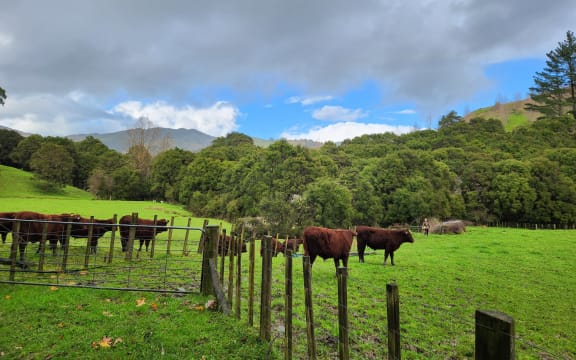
xmin=0 ymin=0 xmax=574 ymax=135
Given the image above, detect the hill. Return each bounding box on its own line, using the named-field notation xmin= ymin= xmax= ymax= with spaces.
xmin=0 ymin=165 xmax=93 ymax=199
xmin=463 ymin=97 xmax=541 ymax=131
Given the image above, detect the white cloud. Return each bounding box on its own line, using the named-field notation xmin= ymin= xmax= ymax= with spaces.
xmin=286 ymin=95 xmax=334 ymax=106
xmin=281 ymin=122 xmax=414 ymax=143
xmin=112 ymin=101 xmax=239 ymax=137
xmin=394 ymin=109 xmax=417 ymax=115
xmin=312 ymin=105 xmax=368 ymax=122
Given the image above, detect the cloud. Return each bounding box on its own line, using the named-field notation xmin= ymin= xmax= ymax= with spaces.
xmin=394 ymin=109 xmax=417 ymax=115
xmin=286 ymin=95 xmax=334 ymax=106
xmin=111 ymin=101 xmax=239 ymax=137
xmin=312 ymin=106 xmax=368 ymax=122
xmin=281 ymin=122 xmax=414 ymax=143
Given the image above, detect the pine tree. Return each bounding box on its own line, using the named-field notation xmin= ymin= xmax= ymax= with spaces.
xmin=526 ymin=30 xmax=576 ymax=119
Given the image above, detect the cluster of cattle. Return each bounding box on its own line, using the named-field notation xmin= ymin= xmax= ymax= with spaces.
xmin=303 ymin=225 xmax=415 ymax=270
xmin=0 ymin=211 xmax=168 ymax=261
xmin=256 ymin=225 xmax=415 ymax=270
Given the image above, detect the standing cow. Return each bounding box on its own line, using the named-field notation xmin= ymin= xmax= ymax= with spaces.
xmin=0 ymin=211 xmax=16 ymax=244
xmin=12 ymin=211 xmax=82 ymax=261
xmin=119 ymin=215 xmax=169 ymax=252
xmin=284 ymin=238 xmax=303 ymax=253
xmin=259 ymin=237 xmax=285 ymax=257
xmin=70 ymin=217 xmax=115 ymax=254
xmin=303 ymin=226 xmax=356 ymax=270
xmin=356 ymin=225 xmax=414 ymax=265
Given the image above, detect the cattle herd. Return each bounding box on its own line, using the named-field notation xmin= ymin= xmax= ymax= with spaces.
xmin=0 ymin=211 xmax=169 ymax=262
xmin=1 ymin=210 xmax=416 ymax=270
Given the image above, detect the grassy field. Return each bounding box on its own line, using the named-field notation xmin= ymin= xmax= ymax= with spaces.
xmin=1 ymin=165 xmax=575 ymax=359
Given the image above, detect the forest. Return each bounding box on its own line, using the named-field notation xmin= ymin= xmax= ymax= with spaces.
xmin=1 ymin=111 xmax=575 ymax=235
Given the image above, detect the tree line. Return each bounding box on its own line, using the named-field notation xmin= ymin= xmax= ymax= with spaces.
xmin=1 ymin=31 xmax=575 ymax=234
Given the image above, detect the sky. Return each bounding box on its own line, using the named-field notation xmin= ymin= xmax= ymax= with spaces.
xmin=0 ymin=1 xmax=574 ymax=143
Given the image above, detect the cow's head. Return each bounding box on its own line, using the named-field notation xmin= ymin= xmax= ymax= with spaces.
xmin=403 ymin=229 xmax=415 ymax=243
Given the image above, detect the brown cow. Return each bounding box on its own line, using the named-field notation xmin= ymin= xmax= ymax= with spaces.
xmin=259 ymin=237 xmax=285 ymax=257
xmin=0 ymin=211 xmax=16 ymax=244
xmin=12 ymin=211 xmax=82 ymax=261
xmin=219 ymin=235 xmax=247 ymax=256
xmin=119 ymin=215 xmax=169 ymax=252
xmin=356 ymin=225 xmax=414 ymax=265
xmin=284 ymin=238 xmax=303 ymax=253
xmin=303 ymin=226 xmax=356 ymax=270
xmin=70 ymin=217 xmax=115 ymax=254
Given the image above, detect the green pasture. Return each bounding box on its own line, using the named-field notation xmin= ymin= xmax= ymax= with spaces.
xmin=1 ymin=165 xmax=575 ymax=359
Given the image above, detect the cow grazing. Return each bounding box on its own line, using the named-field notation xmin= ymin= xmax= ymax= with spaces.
xmin=0 ymin=212 xmax=16 ymax=244
xmin=12 ymin=211 xmax=82 ymax=260
xmin=259 ymin=237 xmax=285 ymax=257
xmin=284 ymin=238 xmax=303 ymax=253
xmin=119 ymin=215 xmax=169 ymax=252
xmin=70 ymin=217 xmax=115 ymax=254
xmin=356 ymin=225 xmax=414 ymax=265
xmin=219 ymin=235 xmax=247 ymax=256
xmin=303 ymin=226 xmax=356 ymax=270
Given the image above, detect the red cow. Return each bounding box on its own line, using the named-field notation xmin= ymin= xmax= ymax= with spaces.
xmin=12 ymin=211 xmax=82 ymax=260
xmin=70 ymin=217 xmax=115 ymax=254
xmin=119 ymin=215 xmax=169 ymax=252
xmin=303 ymin=226 xmax=356 ymax=270
xmin=356 ymin=225 xmax=414 ymax=265
xmin=219 ymin=235 xmax=247 ymax=256
xmin=259 ymin=237 xmax=285 ymax=257
xmin=284 ymin=238 xmax=303 ymax=253
xmin=0 ymin=211 xmax=16 ymax=244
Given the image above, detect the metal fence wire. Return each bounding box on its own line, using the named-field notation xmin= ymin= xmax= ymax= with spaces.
xmin=0 ymin=216 xmax=206 ymax=294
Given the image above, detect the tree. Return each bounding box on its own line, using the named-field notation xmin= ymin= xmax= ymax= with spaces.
xmin=0 ymin=86 xmax=6 ymax=106
xmin=29 ymin=143 xmax=75 ymax=187
xmin=438 ymin=110 xmax=463 ymax=129
xmin=526 ymin=30 xmax=576 ymax=119
xmin=0 ymin=129 xmax=24 ymax=166
xmin=304 ymin=178 xmax=353 ymax=228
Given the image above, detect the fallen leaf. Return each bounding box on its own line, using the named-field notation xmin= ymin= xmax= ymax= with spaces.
xmin=136 ymin=298 xmax=146 ymax=307
xmin=99 ymin=336 xmax=113 ymax=348
xmin=79 ymin=271 xmax=89 ymax=276
xmin=105 ymin=298 xmax=112 ymax=303
xmin=50 ymin=286 xmax=58 ymax=291
xmin=5 ymin=295 xmax=10 ymax=300
xmin=194 ymin=305 xmax=205 ymax=311
xmin=113 ymin=337 xmax=123 ymax=345
xmin=150 ymin=303 xmax=158 ymax=311
xmin=102 ymin=311 xmax=113 ymax=317
xmin=57 ymin=322 xmax=64 ymax=328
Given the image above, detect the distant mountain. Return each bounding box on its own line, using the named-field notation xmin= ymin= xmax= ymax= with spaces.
xmin=67 ymin=127 xmax=216 ymax=154
xmin=463 ymin=97 xmax=540 ymax=131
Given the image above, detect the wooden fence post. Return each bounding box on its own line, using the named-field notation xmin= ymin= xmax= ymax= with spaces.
xmin=475 ymin=310 xmax=515 ymax=360
xmin=386 ymin=283 xmax=401 ymax=360
xmin=182 ymin=217 xmax=192 ymax=256
xmin=259 ymin=235 xmax=273 ymax=342
xmin=248 ymin=234 xmax=255 ymax=327
xmin=337 ymin=267 xmax=350 ymax=360
xmin=148 ymin=215 xmax=159 ymax=258
xmin=235 ymin=233 xmax=242 ymax=320
xmin=201 ymin=225 xmax=219 ymax=296
xmin=61 ymin=222 xmax=72 ymax=272
xmin=9 ymin=221 xmax=21 ymax=281
xmin=106 ymin=214 xmax=117 ymax=264
xmin=285 ymin=250 xmax=293 ymax=360
xmin=83 ymin=216 xmax=94 ymax=268
xmin=124 ymin=213 xmax=137 ymax=261
xmin=219 ymin=228 xmax=226 ymax=284
xmin=303 ymin=255 xmax=316 ymax=359
xmin=37 ymin=222 xmax=48 ymax=271
xmin=227 ymin=231 xmax=235 ymax=304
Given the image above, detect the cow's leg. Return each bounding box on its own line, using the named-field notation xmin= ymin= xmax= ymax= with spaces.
xmin=357 ymin=242 xmax=366 ymax=263
xmin=309 ymin=254 xmax=317 ymax=266
xmin=138 ymin=240 xmax=144 ymax=252
xmin=121 ymin=237 xmax=127 ymax=252
xmin=145 ymin=239 xmax=151 ymax=252
xmin=1 ymin=233 xmax=6 ymax=244
xmin=19 ymin=242 xmax=27 ymax=262
xmin=390 ymin=251 xmax=395 ymax=266
xmin=384 ymin=250 xmax=390 ymax=265
xmin=90 ymin=237 xmax=98 ymax=254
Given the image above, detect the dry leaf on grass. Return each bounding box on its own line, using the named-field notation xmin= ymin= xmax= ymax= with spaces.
xmin=136 ymin=298 xmax=146 ymax=307
xmin=50 ymin=286 xmax=58 ymax=291
xmin=4 ymin=294 xmax=10 ymax=299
